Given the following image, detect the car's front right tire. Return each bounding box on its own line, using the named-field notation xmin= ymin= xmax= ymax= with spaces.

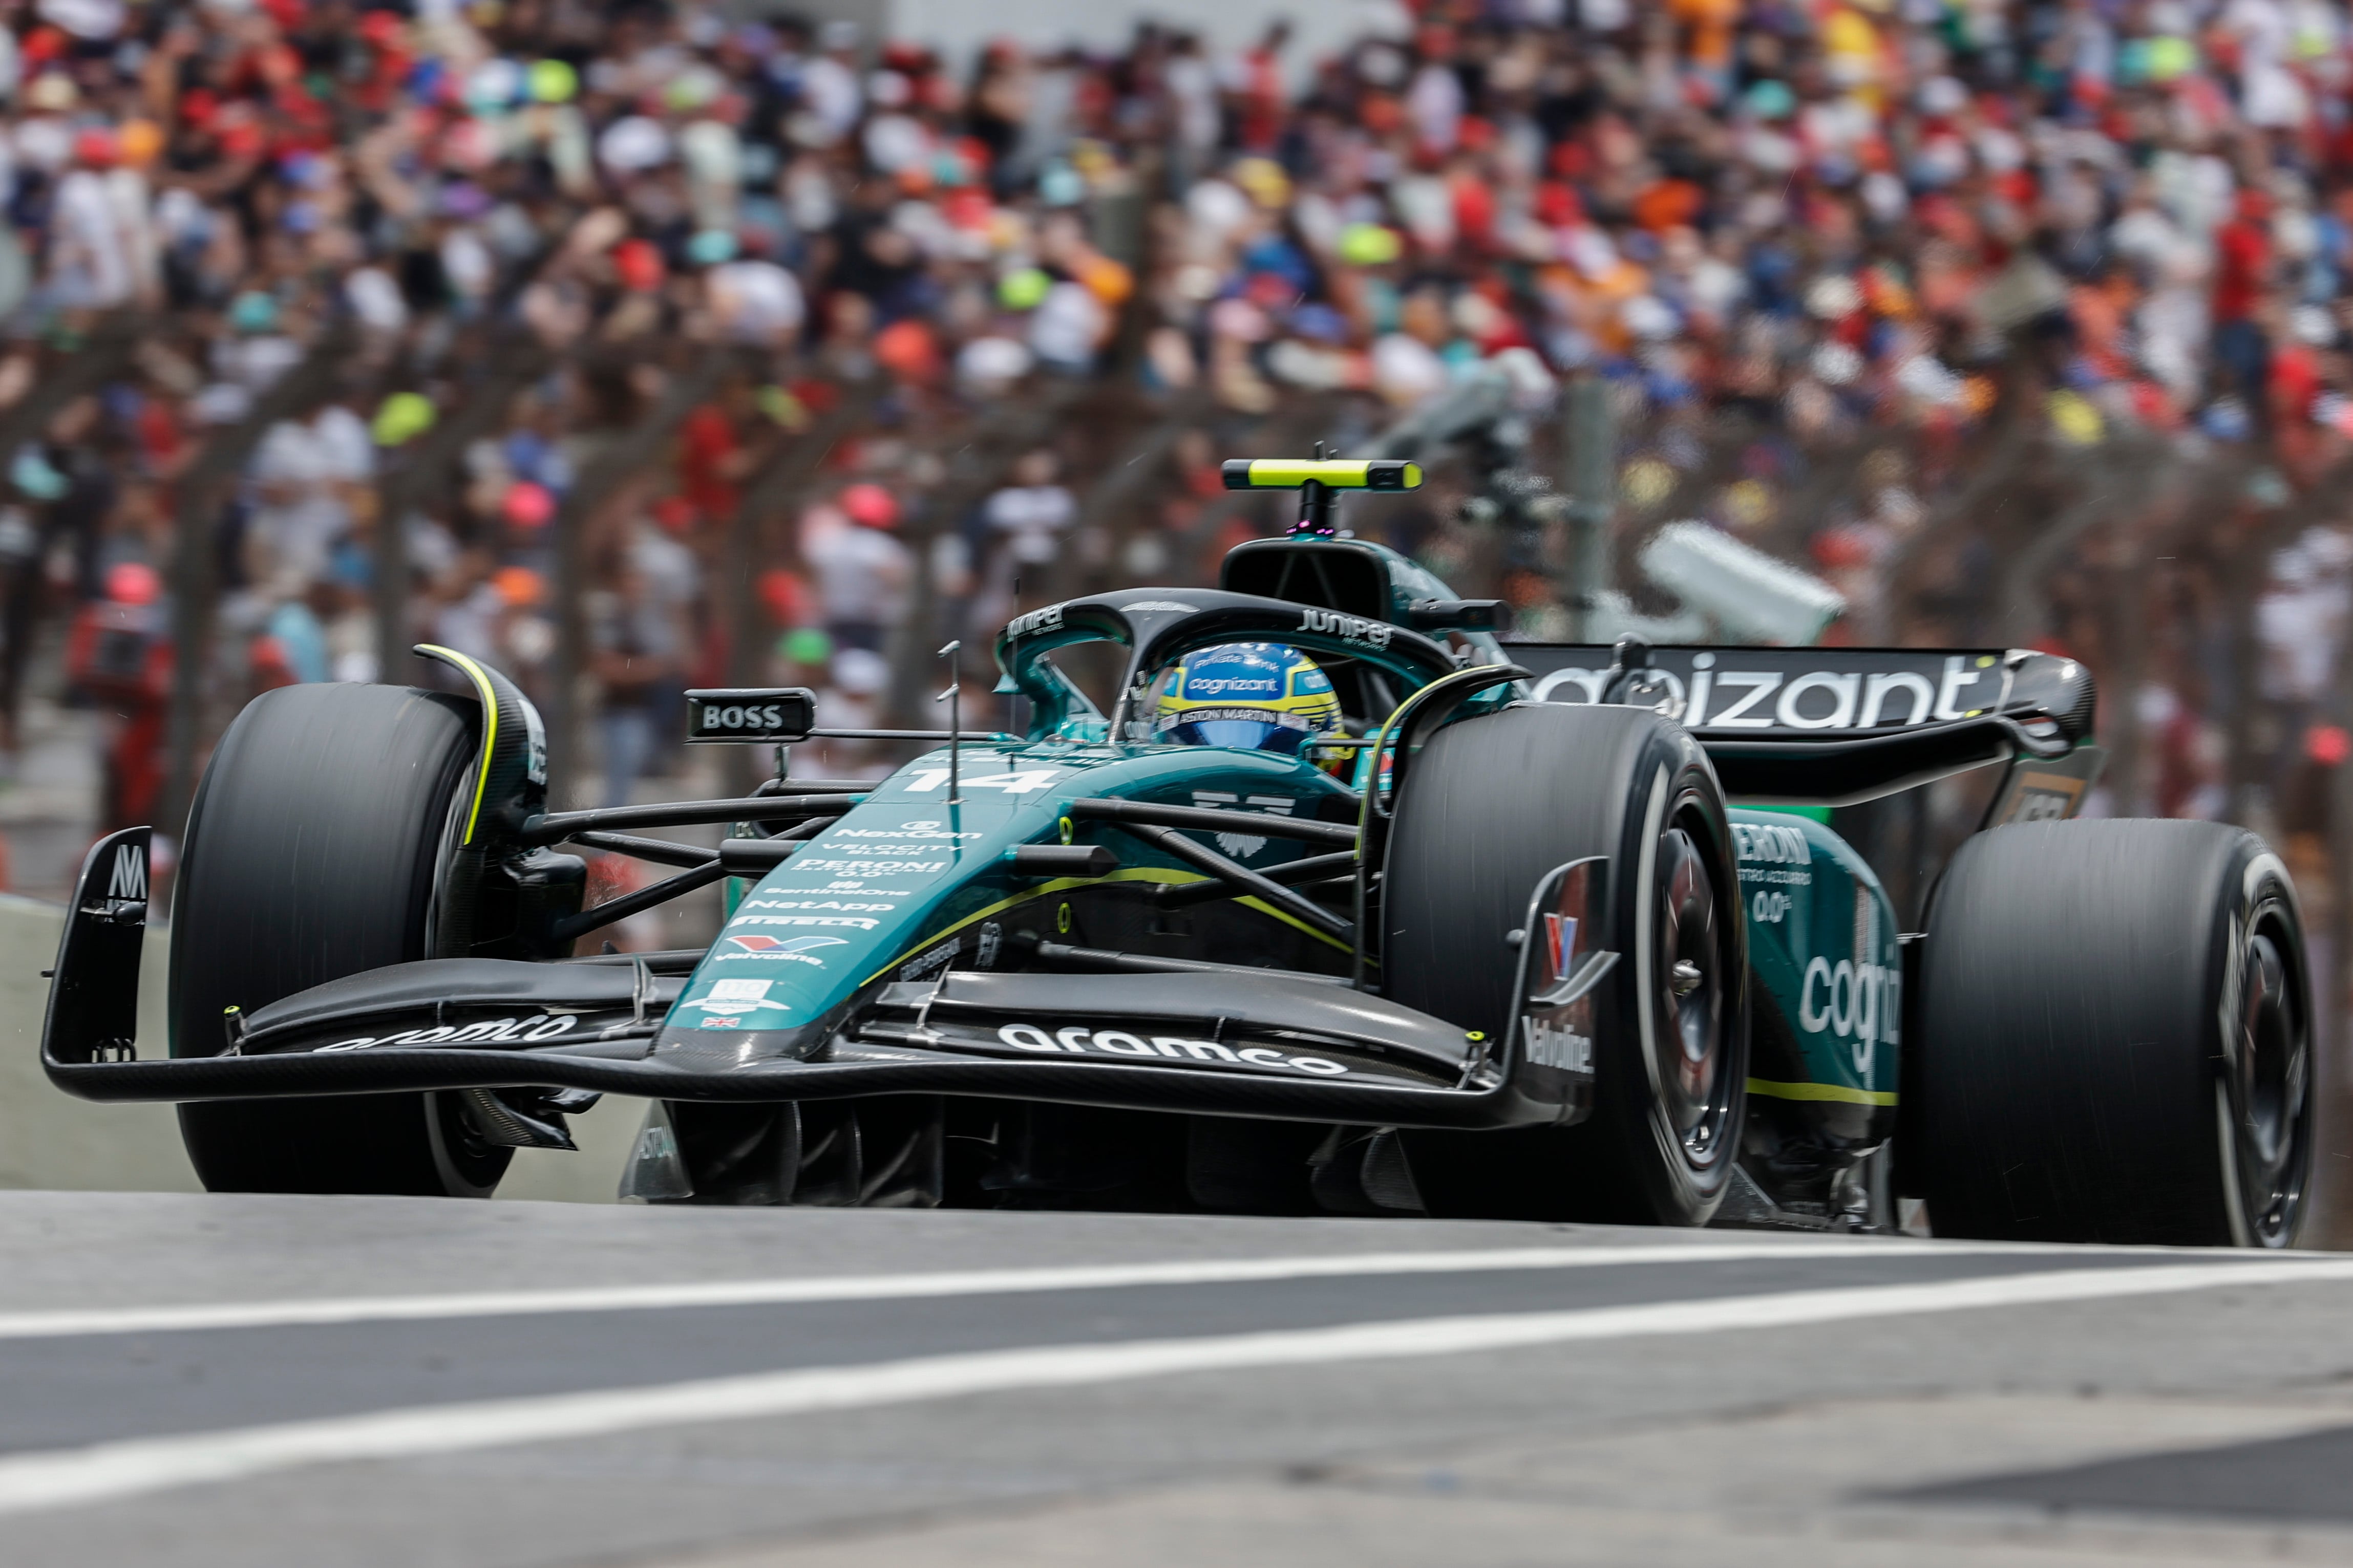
xmin=1387 ymin=701 xmax=1748 ymax=1225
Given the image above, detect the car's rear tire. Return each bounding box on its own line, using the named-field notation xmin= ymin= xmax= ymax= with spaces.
xmin=170 ymin=683 xmax=513 ymax=1196
xmin=1910 ymin=818 xmax=2311 ymax=1247
xmin=1389 ymin=702 xmax=1748 ymax=1225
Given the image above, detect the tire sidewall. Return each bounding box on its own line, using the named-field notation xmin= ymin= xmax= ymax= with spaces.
xmin=419 ymin=783 xmax=512 ymax=1199
xmin=1594 ymin=729 xmax=1749 ymax=1225
xmin=2215 ymin=843 xmax=2312 ymax=1249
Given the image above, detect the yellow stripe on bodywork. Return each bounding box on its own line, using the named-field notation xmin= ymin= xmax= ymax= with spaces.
xmin=415 ymin=643 xmax=497 ymax=845
xmin=860 ymin=868 xmax=1206 ymax=984
xmin=858 ymin=865 xmax=1360 ymax=985
xmin=1745 ymin=1077 xmax=1898 ymax=1107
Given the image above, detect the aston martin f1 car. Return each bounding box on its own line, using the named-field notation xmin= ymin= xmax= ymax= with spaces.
xmin=41 ymin=459 xmax=2312 ymax=1245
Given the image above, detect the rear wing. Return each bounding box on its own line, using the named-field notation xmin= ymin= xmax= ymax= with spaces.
xmin=1506 ymin=644 xmax=2097 ymax=808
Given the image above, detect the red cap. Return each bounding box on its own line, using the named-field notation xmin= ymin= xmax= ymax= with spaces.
xmin=1535 ymin=181 xmax=1583 ymax=227
xmin=502 ymin=481 xmax=554 ymax=528
xmin=840 ymin=483 xmax=900 ymax=529
xmin=873 ymin=318 xmax=940 ymax=383
xmin=614 ymin=239 xmax=666 ymax=293
xmin=758 ymin=568 xmax=805 ymax=623
xmin=107 ymin=562 xmax=161 ymax=606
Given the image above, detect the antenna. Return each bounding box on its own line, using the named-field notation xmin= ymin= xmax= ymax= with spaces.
xmin=1221 ymin=453 xmax=1422 ymax=541
xmin=1294 ymin=439 xmax=1333 ymax=536
xmin=935 ymin=641 xmax=963 ymax=805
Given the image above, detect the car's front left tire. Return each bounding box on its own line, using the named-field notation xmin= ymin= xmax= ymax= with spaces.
xmin=170 ymin=682 xmax=512 ymax=1196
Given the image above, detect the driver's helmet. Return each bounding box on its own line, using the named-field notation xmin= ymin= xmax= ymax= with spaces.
xmin=1153 ymin=642 xmax=1342 ymax=756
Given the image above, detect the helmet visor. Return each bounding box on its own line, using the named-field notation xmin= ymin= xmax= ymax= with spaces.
xmin=1156 ymin=712 xmax=1312 ymax=755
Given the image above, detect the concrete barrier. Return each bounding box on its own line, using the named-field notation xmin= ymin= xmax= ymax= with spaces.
xmin=0 ymin=896 xmax=641 ymax=1202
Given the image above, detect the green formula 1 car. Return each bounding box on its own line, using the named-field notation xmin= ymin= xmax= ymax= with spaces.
xmin=41 ymin=459 xmax=2311 ymax=1244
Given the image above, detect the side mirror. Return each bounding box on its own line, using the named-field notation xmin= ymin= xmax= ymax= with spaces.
xmin=684 ymin=688 xmax=817 ymax=744
xmin=1407 ymin=598 xmax=1511 ymax=634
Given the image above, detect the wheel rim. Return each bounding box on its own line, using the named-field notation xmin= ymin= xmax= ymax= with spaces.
xmin=2229 ymin=905 xmax=2307 ymax=1247
xmin=1652 ymin=818 xmax=1733 ymax=1166
xmin=426 ymin=1091 xmax=508 ymax=1197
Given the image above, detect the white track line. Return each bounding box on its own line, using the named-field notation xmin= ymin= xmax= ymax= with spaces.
xmin=1 ymin=1257 xmax=2349 ymax=1517
xmin=0 ymin=1239 xmax=2109 ymax=1341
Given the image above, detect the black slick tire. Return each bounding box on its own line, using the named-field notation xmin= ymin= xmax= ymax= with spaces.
xmin=1388 ymin=702 xmax=1748 ymax=1225
xmin=170 ymin=683 xmax=512 ymax=1196
xmin=1910 ymin=818 xmax=2311 ymax=1247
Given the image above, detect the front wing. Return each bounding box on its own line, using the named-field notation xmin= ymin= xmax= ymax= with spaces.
xmin=43 ymin=830 xmax=1575 ymax=1132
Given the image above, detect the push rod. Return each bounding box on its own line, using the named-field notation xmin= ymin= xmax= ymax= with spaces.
xmin=1114 ymin=821 xmax=1353 ymax=941
xmin=566 ymin=813 xmax=830 ymax=871
xmin=1154 ymin=849 xmax=1359 ymax=911
xmin=1067 ymin=798 xmax=1359 ymax=847
xmin=567 ymin=831 xmax=714 ymax=870
xmin=550 ymin=861 xmax=731 ymax=944
xmin=524 ymin=793 xmax=859 ymax=845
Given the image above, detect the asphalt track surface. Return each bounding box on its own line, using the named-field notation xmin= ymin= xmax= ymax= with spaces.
xmin=3 ymin=1195 xmax=2353 ymax=1566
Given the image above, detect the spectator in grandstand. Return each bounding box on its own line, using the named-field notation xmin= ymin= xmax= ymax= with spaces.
xmin=803 ymin=482 xmax=910 ymax=657
xmin=5 ymin=0 xmax=2353 ymax=885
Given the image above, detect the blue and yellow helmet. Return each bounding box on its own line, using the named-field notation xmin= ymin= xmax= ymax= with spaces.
xmin=1153 ymin=642 xmax=1342 ymax=756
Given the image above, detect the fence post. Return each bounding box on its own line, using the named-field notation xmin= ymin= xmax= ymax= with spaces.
xmin=886 ymin=381 xmax=1088 ymax=728
xmin=544 ymin=347 xmax=729 ymax=807
xmin=0 ymin=312 xmax=144 ymax=462
xmin=715 ymin=376 xmax=875 ymax=795
xmin=1560 ymin=376 xmax=1614 ymax=642
xmin=372 ymin=334 xmax=558 ymax=686
xmin=157 ymin=324 xmax=358 ymax=846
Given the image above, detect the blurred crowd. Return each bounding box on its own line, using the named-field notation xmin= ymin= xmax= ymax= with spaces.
xmin=2 ymin=0 xmax=2352 ymax=890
